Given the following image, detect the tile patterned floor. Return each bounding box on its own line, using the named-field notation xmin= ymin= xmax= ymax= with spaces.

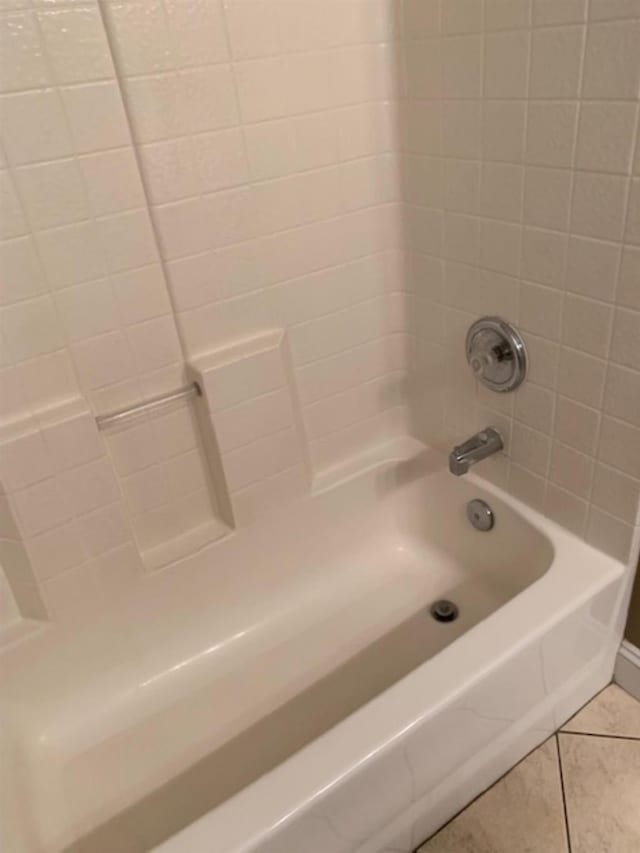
xmin=417 ymin=684 xmax=640 ymax=853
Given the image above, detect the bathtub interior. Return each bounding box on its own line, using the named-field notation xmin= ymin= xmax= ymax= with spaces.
xmin=0 ymin=447 xmax=556 ymax=853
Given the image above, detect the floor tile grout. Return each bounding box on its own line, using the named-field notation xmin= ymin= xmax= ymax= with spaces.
xmin=414 ymin=683 xmax=640 ymax=852
xmin=412 ymin=733 xmax=560 ymax=852
xmin=559 ymin=730 xmax=640 ymax=742
xmin=555 ymin=733 xmax=573 ymax=853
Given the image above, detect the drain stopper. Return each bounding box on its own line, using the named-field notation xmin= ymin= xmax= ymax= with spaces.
xmin=430 ymin=599 xmax=459 ymax=623
xmin=466 ymin=498 xmax=495 ymax=531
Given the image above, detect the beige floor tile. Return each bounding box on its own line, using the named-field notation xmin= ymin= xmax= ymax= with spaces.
xmin=417 ymin=738 xmax=568 ymax=853
xmin=559 ymin=733 xmax=640 ymax=853
xmin=562 ymin=685 xmax=640 ymax=739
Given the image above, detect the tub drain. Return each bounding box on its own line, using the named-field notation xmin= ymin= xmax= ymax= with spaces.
xmin=466 ymin=498 xmax=495 ymax=531
xmin=430 ymin=599 xmax=459 ymax=623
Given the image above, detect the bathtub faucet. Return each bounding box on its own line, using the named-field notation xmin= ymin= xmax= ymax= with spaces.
xmin=448 ymin=427 xmax=503 ymax=476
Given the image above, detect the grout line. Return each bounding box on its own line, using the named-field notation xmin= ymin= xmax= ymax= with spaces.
xmin=413 ymin=732 xmax=559 ymax=851
xmin=415 ymin=682 xmax=640 ymax=852
xmin=559 ymin=730 xmax=640 ymax=742
xmin=555 ymin=734 xmax=573 ymax=853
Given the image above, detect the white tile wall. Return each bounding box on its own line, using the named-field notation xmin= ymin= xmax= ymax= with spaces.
xmin=0 ymin=1 xmax=182 ymax=420
xmin=101 ymin=0 xmax=409 ymax=479
xmin=192 ymin=330 xmax=309 ymax=521
xmin=0 ymin=400 xmax=141 ymax=619
xmin=403 ymin=0 xmax=640 ymax=561
xmin=2 ymin=0 xmax=640 ymax=623
xmin=0 ymin=0 xmax=236 ymax=616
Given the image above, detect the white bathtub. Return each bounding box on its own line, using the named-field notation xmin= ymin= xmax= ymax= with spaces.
xmin=0 ymin=439 xmax=631 ymax=853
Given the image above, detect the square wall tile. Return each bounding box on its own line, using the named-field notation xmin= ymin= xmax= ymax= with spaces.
xmin=575 ymin=102 xmax=637 ymax=174
xmin=57 ymin=457 xmax=120 ymax=516
xmin=97 ymin=209 xmax=158 ymax=273
xmin=43 ymin=409 xmax=105 ymax=474
xmin=79 ymin=149 xmax=146 ymax=217
xmin=175 ymin=66 xmax=239 ymax=135
xmin=590 ymin=0 xmax=640 ymax=21
xmin=561 ymin=294 xmax=613 ymax=358
xmin=582 ymin=20 xmax=640 ymax=99
xmin=76 ymin=502 xmax=132 ymax=558
xmin=0 ymin=11 xmax=50 ymax=94
xmin=112 ymin=265 xmax=172 ymax=325
xmin=442 ymin=0 xmax=483 ymax=34
xmin=480 ymin=163 xmax=524 ymax=222
xmin=525 ymin=102 xmax=578 ymax=169
xmin=544 ymin=483 xmax=588 ymax=535
xmin=12 ymin=477 xmax=74 ymax=536
xmin=509 ymin=464 xmax=546 ymax=511
xmin=71 ymin=331 xmax=135 ymax=391
xmin=223 ymin=427 xmax=302 ymax=491
xmin=521 ymin=228 xmax=567 ymax=287
xmin=530 ymin=25 xmax=585 ymax=99
xmin=587 ymin=507 xmax=634 ymax=561
xmin=56 ymin=279 xmax=119 ymax=342
xmin=214 ymin=389 xmax=294 ymax=453
xmin=443 ymin=35 xmax=482 ymax=99
xmin=524 ymin=167 xmax=572 ymax=231
xmin=15 ymin=160 xmax=89 ymax=230
xmin=41 ymin=562 xmax=99 ymax=620
xmin=103 ymin=0 xmax=172 ymax=76
xmin=164 ymin=0 xmax=228 ymax=67
xmin=0 ymin=236 xmax=46 ymax=306
xmin=234 ymin=57 xmax=289 ymax=123
xmin=482 ymin=100 xmax=526 ymax=163
xmin=522 ymin=333 xmax=560 ymax=388
xmin=26 ymin=522 xmax=87 ymax=582
xmin=604 ymin=364 xmax=640 ymax=426
xmin=127 ymin=316 xmax=183 ymax=375
xmin=484 ymin=31 xmax=530 ymax=99
xmin=598 ymin=415 xmax=640 ymax=481
xmin=511 ymin=422 xmax=551 ymax=475
xmin=405 ymin=39 xmax=442 ymax=99
xmin=554 ymin=396 xmax=600 ymax=455
xmin=37 ymin=6 xmax=114 ymax=84
xmin=224 ymin=0 xmax=281 ymax=59
xmin=35 ymin=220 xmax=107 ymax=289
xmin=404 ymin=0 xmax=441 ymax=37
xmin=443 ymin=100 xmax=482 ymax=159
xmin=485 ymin=0 xmax=532 ymax=31
xmin=557 ymin=347 xmax=607 ymax=408
xmin=514 ymin=382 xmax=555 ymax=434
xmin=480 ymin=220 xmax=522 ymax=276
xmin=61 ymin=81 xmax=131 ymax=154
xmin=591 ymin=462 xmax=640 ymax=524
xmin=0 ymin=428 xmax=52 ymax=491
xmin=519 ymin=282 xmax=564 ymax=340
xmin=243 ymin=119 xmax=297 ymax=181
xmin=565 ymin=236 xmax=621 ymax=302
xmin=570 ymin=172 xmax=627 ymax=241
xmin=445 ymin=160 xmax=480 ymax=214
xmin=533 ymin=0 xmax=587 ymax=25
xmin=549 ymin=441 xmax=594 ymax=498
xmin=1 ymin=296 xmax=63 ymax=363
xmin=106 ymin=421 xmax=159 ymax=477
xmin=610 ymin=308 xmax=640 ymax=370
xmin=1 ymin=89 xmax=73 ymax=166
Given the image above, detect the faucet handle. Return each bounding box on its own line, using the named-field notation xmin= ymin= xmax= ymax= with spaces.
xmin=466 ymin=317 xmax=527 ymax=393
xmin=469 ymin=346 xmax=498 ymax=379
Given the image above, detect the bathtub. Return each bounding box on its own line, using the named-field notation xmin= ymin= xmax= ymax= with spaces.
xmin=0 ymin=438 xmax=630 ymax=853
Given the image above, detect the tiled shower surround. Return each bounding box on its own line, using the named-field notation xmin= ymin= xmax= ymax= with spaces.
xmin=0 ymin=0 xmax=639 ymax=623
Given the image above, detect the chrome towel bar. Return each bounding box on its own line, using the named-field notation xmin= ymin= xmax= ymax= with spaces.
xmin=95 ymin=382 xmax=201 ymax=430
